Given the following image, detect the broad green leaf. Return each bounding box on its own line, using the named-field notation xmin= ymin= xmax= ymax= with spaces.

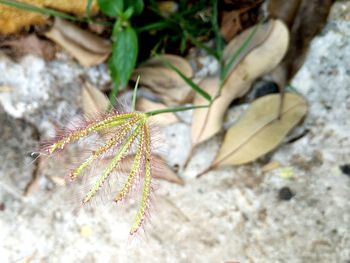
xmin=97 ymin=0 xmax=123 ymax=17
xmin=125 ymin=0 xmax=144 ymax=15
xmin=123 ymin=6 xmax=134 ymax=19
xmin=109 ymin=26 xmax=138 ymax=90
xmin=212 ymin=93 xmax=308 ymax=166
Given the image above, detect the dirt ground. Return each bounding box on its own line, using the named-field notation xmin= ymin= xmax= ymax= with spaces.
xmin=1 ymin=2 xmax=350 ymax=263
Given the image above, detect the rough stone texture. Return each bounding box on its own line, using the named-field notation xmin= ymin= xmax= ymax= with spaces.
xmin=0 ymin=52 xmax=110 ymax=137
xmin=1 ymin=2 xmax=350 ymax=263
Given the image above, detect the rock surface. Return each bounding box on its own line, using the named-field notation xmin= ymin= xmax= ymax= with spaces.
xmin=0 ymin=2 xmax=350 ymax=262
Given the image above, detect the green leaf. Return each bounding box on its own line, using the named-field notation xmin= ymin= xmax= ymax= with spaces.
xmin=109 ymin=25 xmax=138 ymax=92
xmin=125 ymin=0 xmax=144 ymax=15
xmin=97 ymin=0 xmax=123 ymax=17
xmin=123 ymin=6 xmax=134 ymax=19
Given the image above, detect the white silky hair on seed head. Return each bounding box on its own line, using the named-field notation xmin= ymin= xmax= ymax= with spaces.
xmin=42 ymin=90 xmax=164 ymax=235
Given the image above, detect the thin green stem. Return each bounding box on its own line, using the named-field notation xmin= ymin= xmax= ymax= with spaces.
xmin=211 ymin=0 xmax=223 ymax=59
xmin=220 ymin=22 xmax=261 ymax=83
xmin=132 ymin=76 xmax=141 ymax=111
xmin=146 ymin=104 xmax=211 ymax=116
xmin=214 ymin=20 xmax=262 ymax=100
xmin=186 ymin=32 xmax=219 ymax=60
xmin=160 ymin=58 xmax=212 ymax=102
xmin=85 ymin=0 xmax=93 ymax=22
xmin=136 ymin=21 xmax=174 ymax=33
xmin=108 ymin=84 xmax=119 ymax=109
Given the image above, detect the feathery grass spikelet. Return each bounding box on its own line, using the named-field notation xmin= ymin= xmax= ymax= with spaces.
xmin=130 ymin=123 xmax=152 ymax=235
xmin=70 ymin=116 xmax=140 ymax=180
xmin=114 ymin=126 xmax=145 ymax=203
xmin=45 ymin=110 xmax=155 ymax=235
xmin=47 ymin=112 xmax=137 ymax=154
xmin=82 ymin=122 xmax=143 ymax=204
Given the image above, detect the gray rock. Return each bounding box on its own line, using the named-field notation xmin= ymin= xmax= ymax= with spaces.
xmin=0 ymin=2 xmax=350 ymax=262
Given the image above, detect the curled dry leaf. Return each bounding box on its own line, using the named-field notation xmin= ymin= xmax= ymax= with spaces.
xmin=121 ymin=155 xmax=184 ymax=185
xmin=191 ymin=19 xmax=289 ymax=146
xmin=157 ymin=1 xmax=179 ymax=17
xmin=220 ymin=10 xmax=242 ymax=42
xmin=261 ymin=160 xmax=281 ymax=173
xmin=45 ymin=18 xmax=111 ymax=67
xmin=136 ymin=98 xmax=179 ymax=125
xmin=47 ymin=1 xmax=99 ymax=16
xmin=220 ymin=0 xmax=263 ymax=42
xmin=0 ymin=0 xmax=98 ymax=34
xmin=269 ymin=0 xmax=334 ymax=87
xmin=131 ymin=54 xmax=194 ymax=105
xmin=0 ymin=85 xmax=14 ymax=92
xmin=268 ymin=0 xmax=302 ymax=27
xmin=1 ymin=34 xmax=56 ymax=60
xmin=211 ymin=92 xmax=307 ymax=168
xmin=81 ymin=81 xmax=109 ymax=116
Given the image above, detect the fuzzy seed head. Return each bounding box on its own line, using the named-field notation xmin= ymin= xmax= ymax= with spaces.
xmin=46 ymin=111 xmax=153 ymax=235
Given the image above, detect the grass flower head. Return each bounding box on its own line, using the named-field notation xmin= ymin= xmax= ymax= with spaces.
xmin=46 ymin=110 xmax=153 ymax=235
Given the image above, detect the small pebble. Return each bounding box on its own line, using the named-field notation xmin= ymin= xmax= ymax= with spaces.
xmin=254 ymin=81 xmax=279 ymax=99
xmin=80 ymin=225 xmax=92 ymax=238
xmin=0 ymin=202 xmax=5 ymax=211
xmin=339 ymin=164 xmax=350 ymax=177
xmin=278 ymin=187 xmax=295 ymax=201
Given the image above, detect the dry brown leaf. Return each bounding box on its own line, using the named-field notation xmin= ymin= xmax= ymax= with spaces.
xmin=0 ymin=0 xmax=98 ymax=34
xmin=140 ymin=54 xmax=192 ymax=75
xmin=136 ymin=98 xmax=179 ymax=125
xmin=45 ymin=18 xmax=111 ymax=67
xmin=269 ymin=0 xmax=334 ymax=87
xmin=152 ymin=155 xmax=184 ymax=185
xmin=261 ymin=160 xmax=281 ymax=172
xmin=191 ymin=19 xmax=289 ymax=146
xmin=0 ymin=0 xmax=47 ymax=34
xmin=0 ymin=85 xmax=14 ymax=92
xmin=81 ymin=81 xmax=109 ymax=116
xmin=45 ymin=0 xmax=98 ymax=15
xmin=220 ymin=0 xmax=263 ymax=42
xmin=223 ymin=0 xmax=259 ymax=7
xmin=131 ymin=54 xmax=194 ymax=105
xmin=49 ymin=175 xmax=66 ymax=186
xmin=16 ymin=252 xmax=37 ymax=263
xmin=211 ymin=93 xmax=307 ymax=168
xmin=121 ymin=155 xmax=184 ymax=185
xmin=268 ymin=0 xmax=302 ymax=27
xmin=157 ymin=1 xmax=178 ymax=17
xmin=220 ymin=10 xmax=242 ymax=42
xmin=1 ymin=34 xmax=56 ymax=60
xmin=222 ymin=19 xmax=275 ymax=76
